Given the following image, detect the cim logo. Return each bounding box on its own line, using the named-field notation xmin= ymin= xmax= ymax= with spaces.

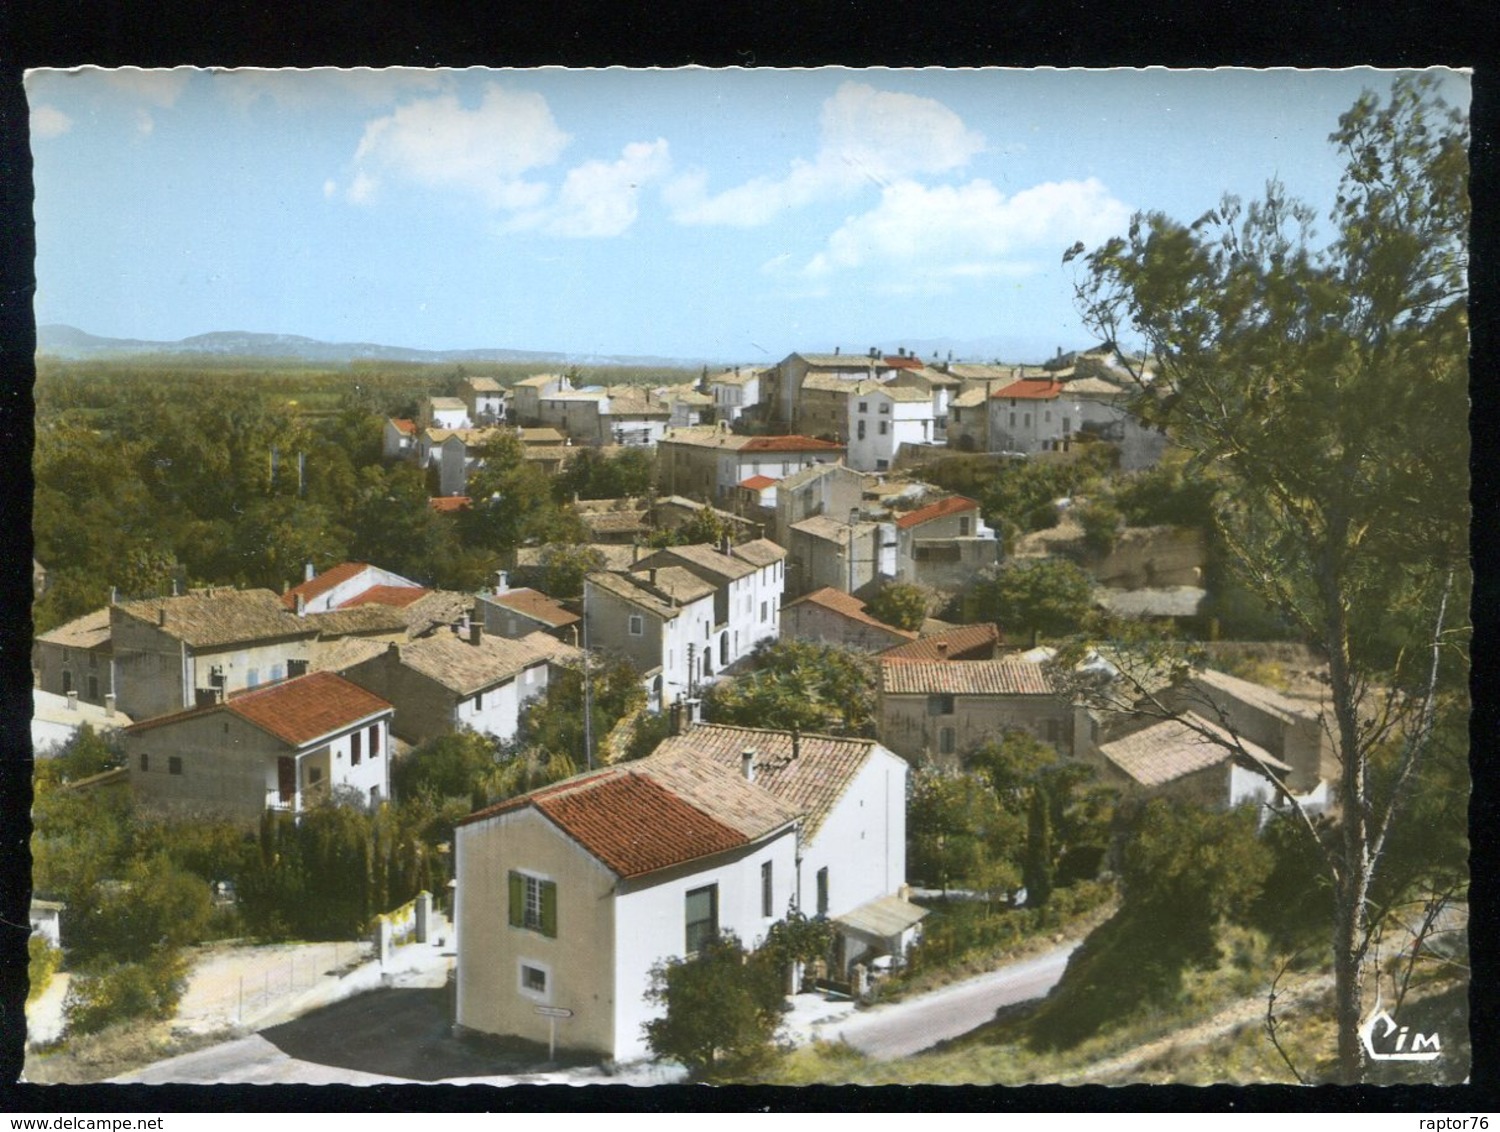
xmin=1360 ymin=1006 xmax=1441 ymax=1062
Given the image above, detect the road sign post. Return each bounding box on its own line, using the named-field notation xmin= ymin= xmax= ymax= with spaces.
xmin=534 ymin=1005 xmax=574 ymax=1060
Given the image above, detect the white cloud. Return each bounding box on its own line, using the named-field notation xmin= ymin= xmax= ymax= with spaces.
xmin=346 ymin=170 xmax=379 ymax=205
xmin=349 ymin=83 xmax=569 ymax=210
xmin=511 ymin=139 xmax=671 ymax=237
xmin=135 ymin=107 xmax=155 ymax=136
xmin=799 ymin=177 xmax=1131 ymax=282
xmin=322 ymin=179 xmax=338 ymax=199
xmin=30 ymin=103 xmax=71 ymax=139
xmin=667 ymin=81 xmax=984 ymax=227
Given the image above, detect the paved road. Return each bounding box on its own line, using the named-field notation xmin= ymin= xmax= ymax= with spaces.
xmin=814 ymin=941 xmax=1079 ymax=1060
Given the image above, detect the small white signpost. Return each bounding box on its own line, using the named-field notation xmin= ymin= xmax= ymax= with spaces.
xmin=534 ymin=1005 xmax=574 ymax=1060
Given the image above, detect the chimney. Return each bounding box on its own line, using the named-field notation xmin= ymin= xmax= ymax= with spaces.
xmin=171 ymin=578 xmax=180 ymax=597
xmin=632 ymin=543 xmax=642 ymax=564
xmin=834 ymin=346 xmax=840 ymax=355
xmin=469 ymin=622 xmax=484 ymax=646
xmin=66 ymin=690 xmax=78 ymax=712
xmin=741 ymin=748 xmax=756 ymax=782
xmin=304 ymin=562 xmax=316 ymax=582
xmin=109 ymin=586 xmax=118 ymax=605
xmin=648 ymin=568 xmax=658 ymax=586
xmin=791 ymin=726 xmax=801 ymax=760
xmin=158 ymin=607 xmax=167 ymax=627
xmin=720 ymin=534 xmax=732 ymax=556
xmin=496 ymin=570 xmax=510 ymax=594
xmin=295 ymin=594 xmax=306 ymax=616
xmin=936 ymin=641 xmax=949 ymax=657
xmin=105 ymin=693 xmax=116 ymax=717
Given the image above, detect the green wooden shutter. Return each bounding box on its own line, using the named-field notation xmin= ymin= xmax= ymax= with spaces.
xmin=508 ymin=871 xmax=524 ymax=928
xmin=540 ymin=880 xmax=558 ymax=938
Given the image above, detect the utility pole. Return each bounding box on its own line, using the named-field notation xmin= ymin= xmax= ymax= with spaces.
xmin=581 ymin=586 xmax=593 ymax=770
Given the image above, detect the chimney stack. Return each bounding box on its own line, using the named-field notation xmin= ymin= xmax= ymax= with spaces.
xmin=304 ymin=562 xmax=316 ymax=583
xmin=469 ymin=622 xmax=484 ymax=646
xmin=171 ymin=578 xmax=180 ymax=597
xmin=158 ymin=607 xmax=167 ymax=627
xmin=105 ymin=693 xmax=116 ymax=718
xmin=791 ymin=726 xmax=801 ymax=760
xmin=496 ymin=570 xmax=510 ymax=594
xmin=937 ymin=641 xmax=949 ymax=657
xmin=109 ymin=586 xmax=117 ymax=605
xmin=295 ymin=594 xmax=306 ymax=616
xmin=741 ymin=748 xmax=756 ymax=782
xmin=648 ymin=568 xmax=658 ymax=586
xmin=66 ymin=690 xmax=78 ymax=712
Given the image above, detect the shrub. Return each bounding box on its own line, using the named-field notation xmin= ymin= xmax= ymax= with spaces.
xmin=864 ymin=583 xmax=929 ymax=632
xmin=28 ymin=935 xmax=62 ymax=1003
xmin=63 ymin=952 xmax=188 ymax=1036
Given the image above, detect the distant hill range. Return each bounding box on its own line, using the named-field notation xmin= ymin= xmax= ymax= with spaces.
xmin=36 ymin=324 xmax=704 ymax=369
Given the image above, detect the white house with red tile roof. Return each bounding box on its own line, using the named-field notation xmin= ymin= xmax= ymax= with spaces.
xmin=454 ymin=722 xmax=913 ymax=1061
xmin=120 ymin=671 xmax=392 ymax=823
xmin=454 ymin=750 xmax=801 ymax=1061
xmin=891 ymin=495 xmax=999 ymax=590
xmin=281 ymin=562 xmax=424 ymax=615
xmin=383 ymin=417 xmax=418 ymax=459
xmin=987 ymin=377 xmax=1071 ymax=454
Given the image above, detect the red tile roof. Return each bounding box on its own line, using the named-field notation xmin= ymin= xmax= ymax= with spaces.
xmin=459 ymin=757 xmax=797 ymax=877
xmin=894 ymin=495 xmax=979 ymax=530
xmin=488 ymin=587 xmax=581 ymax=628
xmin=391 ymin=418 xmax=418 ymax=435
xmin=739 ymin=474 xmax=778 ymax=490
xmin=126 ymin=671 xmax=391 ymax=748
xmin=881 ymin=622 xmax=1003 ymax=661
xmin=879 ymin=657 xmax=1055 ymax=696
xmin=785 ymin=587 xmax=918 ymax=641
xmin=337 ymin=585 xmax=432 ymax=609
xmin=429 ymin=496 xmax=472 ymax=513
xmin=281 ymin=562 xmax=370 ymax=609
xmin=884 ymin=355 xmax=925 ymax=369
xmin=741 ymin=435 xmax=845 ymax=452
xmin=992 ymin=379 xmax=1066 ymax=401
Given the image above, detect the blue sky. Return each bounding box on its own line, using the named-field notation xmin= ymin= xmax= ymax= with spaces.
xmin=26 ymin=67 xmax=1470 ymax=364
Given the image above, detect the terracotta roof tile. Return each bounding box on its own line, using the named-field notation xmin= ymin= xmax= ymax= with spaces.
xmin=381 ymin=632 xmax=554 ymax=695
xmin=992 ymin=378 xmax=1067 ymax=401
xmin=120 ymin=589 xmax=313 ymax=648
xmin=785 ymin=587 xmax=918 ymax=641
xmin=337 ymin=585 xmax=432 ymax=609
xmin=125 ymin=671 xmax=390 ymax=748
xmin=281 ymin=563 xmax=370 ymax=609
xmin=894 ymin=496 xmax=980 ymax=530
xmin=390 ymin=418 xmax=418 ymax=435
xmin=879 ymin=658 xmax=1055 ymax=696
xmin=488 ymin=588 xmax=581 ymax=629
xmin=741 ymin=435 xmax=845 ymax=452
xmin=648 ymin=724 xmax=891 ymax=840
xmin=1097 ymin=712 xmax=1290 ymax=788
xmin=36 ymin=607 xmax=113 ymax=650
xmin=429 ymin=496 xmax=472 ymax=513
xmin=881 ymin=623 xmax=1003 ymax=661
xmin=739 ymin=474 xmax=778 ymax=490
xmin=460 ymin=757 xmax=797 ymax=878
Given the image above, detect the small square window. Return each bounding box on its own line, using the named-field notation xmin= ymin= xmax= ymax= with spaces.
xmin=628 ymin=614 xmax=644 ymax=636
xmin=169 ymin=756 xmax=183 ymax=776
xmin=521 ymin=964 xmax=547 ymax=994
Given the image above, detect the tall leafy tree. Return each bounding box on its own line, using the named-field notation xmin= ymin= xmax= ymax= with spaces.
xmin=1067 ymin=75 xmax=1468 ymax=1082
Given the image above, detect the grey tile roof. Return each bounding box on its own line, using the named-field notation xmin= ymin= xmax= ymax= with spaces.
xmin=36 ymin=607 xmax=113 ymax=650
xmin=1097 ymin=712 xmax=1290 ymax=787
xmin=116 ymin=589 xmax=314 ymax=648
xmin=387 ymin=632 xmax=556 ymax=695
xmin=879 ymin=657 xmax=1055 ymax=696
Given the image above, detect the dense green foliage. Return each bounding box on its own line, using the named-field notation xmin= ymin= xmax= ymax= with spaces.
xmin=906 ymin=769 xmax=1024 ymax=893
xmin=554 ymin=445 xmax=655 ymax=501
xmin=62 ymin=953 xmax=190 ymax=1037
xmin=518 ymin=654 xmax=646 ymax=767
xmin=1028 ymin=801 xmax=1271 ymax=1050
xmin=702 ymin=639 xmax=878 ymax=736
xmin=956 ymin=559 xmax=1095 ymax=642
xmin=647 ymin=505 xmax=733 ymax=549
xmin=864 ymin=582 xmax=929 ymax=632
xmin=33 ymin=357 xmax=685 ymax=632
xmin=965 ymin=732 xmax=1115 ymax=906
xmin=1070 ymin=75 xmax=1469 ymax=1081
xmin=642 ymin=931 xmax=789 ymax=1081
